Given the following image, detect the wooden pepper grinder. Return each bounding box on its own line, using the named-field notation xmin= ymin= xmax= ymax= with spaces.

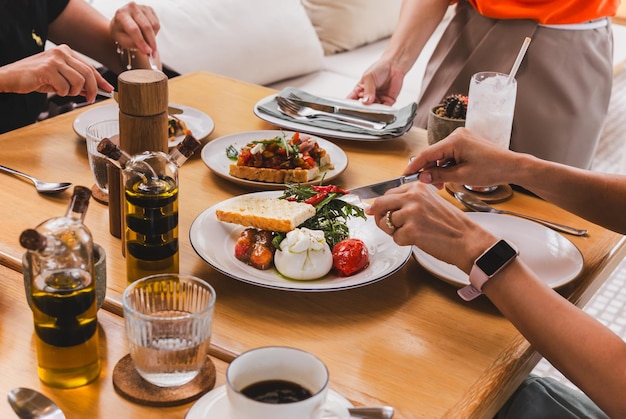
xmin=107 ymin=69 xmax=169 ymax=239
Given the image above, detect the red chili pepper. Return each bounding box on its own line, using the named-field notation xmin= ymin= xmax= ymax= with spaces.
xmin=305 ymin=191 xmax=328 ymax=205
xmin=312 ymin=185 xmax=348 ymax=194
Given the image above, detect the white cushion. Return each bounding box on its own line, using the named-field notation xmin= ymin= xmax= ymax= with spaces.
xmin=301 ymin=0 xmax=402 ymax=55
xmin=91 ymin=0 xmax=325 ymax=85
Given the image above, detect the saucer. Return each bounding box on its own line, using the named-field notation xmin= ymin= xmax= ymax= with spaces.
xmin=185 ymin=385 xmax=353 ymax=418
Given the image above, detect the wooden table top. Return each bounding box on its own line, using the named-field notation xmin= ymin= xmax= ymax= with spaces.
xmin=0 ymin=263 xmax=228 ymax=418
xmin=0 ymin=71 xmax=624 ymax=418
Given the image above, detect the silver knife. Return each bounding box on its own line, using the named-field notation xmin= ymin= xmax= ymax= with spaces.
xmin=287 ymin=97 xmax=397 ymax=124
xmin=349 ymin=172 xmax=421 ymax=199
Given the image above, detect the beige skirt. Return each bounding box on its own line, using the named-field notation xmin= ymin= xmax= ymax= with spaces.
xmin=415 ymin=0 xmax=614 ymax=169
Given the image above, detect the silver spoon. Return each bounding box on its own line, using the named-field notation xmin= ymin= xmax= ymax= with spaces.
xmin=348 ymin=406 xmax=394 ymax=418
xmin=0 ymin=165 xmax=72 ymax=194
xmin=7 ymin=387 xmax=66 ymax=419
xmin=454 ymin=191 xmax=588 ymax=236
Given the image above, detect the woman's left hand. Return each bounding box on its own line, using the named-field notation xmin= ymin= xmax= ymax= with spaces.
xmin=110 ymin=1 xmax=160 ymax=55
xmin=366 ymin=182 xmax=497 ymax=274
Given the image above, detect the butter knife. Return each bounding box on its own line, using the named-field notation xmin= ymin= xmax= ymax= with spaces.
xmin=349 ymin=172 xmax=421 ymax=199
xmin=97 ymin=89 xmax=183 ymax=115
xmin=285 ymin=97 xmax=397 ymax=124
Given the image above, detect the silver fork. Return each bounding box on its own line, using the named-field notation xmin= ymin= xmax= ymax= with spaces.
xmin=147 ymin=53 xmax=161 ymax=72
xmin=287 ymin=92 xmax=397 ymax=124
xmin=276 ymin=97 xmax=386 ymax=130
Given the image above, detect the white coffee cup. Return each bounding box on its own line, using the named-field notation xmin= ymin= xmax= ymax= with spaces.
xmin=226 ymin=346 xmax=349 ymax=419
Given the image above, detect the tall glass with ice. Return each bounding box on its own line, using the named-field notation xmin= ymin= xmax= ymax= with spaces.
xmin=464 ymin=71 xmax=517 ymax=192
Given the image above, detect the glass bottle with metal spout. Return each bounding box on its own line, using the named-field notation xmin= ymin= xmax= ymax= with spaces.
xmin=98 ymin=134 xmax=201 ymax=283
xmin=20 ymin=185 xmax=101 ymax=388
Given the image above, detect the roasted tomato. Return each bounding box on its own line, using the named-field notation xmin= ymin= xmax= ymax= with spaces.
xmin=332 ymin=238 xmax=369 ymax=277
xmin=234 ymin=228 xmax=276 ymax=270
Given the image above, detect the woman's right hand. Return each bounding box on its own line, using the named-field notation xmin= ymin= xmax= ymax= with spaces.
xmin=406 ymin=128 xmax=523 ymax=189
xmin=347 ymin=58 xmax=406 ymax=106
xmin=0 ymin=45 xmax=112 ymax=103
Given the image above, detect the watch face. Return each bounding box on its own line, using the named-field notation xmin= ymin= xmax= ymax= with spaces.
xmin=476 ymin=240 xmax=518 ymax=277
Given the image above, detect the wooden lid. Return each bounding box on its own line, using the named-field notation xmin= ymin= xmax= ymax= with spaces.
xmin=117 ymin=70 xmax=168 ymax=116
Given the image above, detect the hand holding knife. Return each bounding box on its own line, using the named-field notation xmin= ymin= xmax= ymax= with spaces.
xmin=348 ymin=160 xmax=455 ymax=199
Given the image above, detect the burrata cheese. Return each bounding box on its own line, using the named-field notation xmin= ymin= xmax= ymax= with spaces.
xmin=274 ymin=227 xmax=333 ymax=280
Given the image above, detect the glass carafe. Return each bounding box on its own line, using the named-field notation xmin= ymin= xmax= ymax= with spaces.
xmin=20 ymin=186 xmax=101 ymax=388
xmin=98 ymin=134 xmax=200 ymax=283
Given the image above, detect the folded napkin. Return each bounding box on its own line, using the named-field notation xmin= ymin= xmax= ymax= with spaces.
xmin=257 ymin=87 xmax=417 ymax=138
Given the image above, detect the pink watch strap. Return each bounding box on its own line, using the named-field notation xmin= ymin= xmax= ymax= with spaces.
xmin=458 ymin=263 xmax=490 ymax=301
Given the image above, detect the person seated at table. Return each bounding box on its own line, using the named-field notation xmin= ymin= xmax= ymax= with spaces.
xmin=366 ymin=128 xmax=625 ymax=418
xmin=348 ymin=0 xmax=617 ymax=170
xmin=0 ymin=0 xmax=161 ymax=134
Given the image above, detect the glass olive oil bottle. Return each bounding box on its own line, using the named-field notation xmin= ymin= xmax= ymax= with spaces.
xmin=20 ymin=186 xmax=101 ymax=388
xmin=98 ymin=134 xmax=201 ymax=283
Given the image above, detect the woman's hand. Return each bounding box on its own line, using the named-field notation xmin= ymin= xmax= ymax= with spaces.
xmin=0 ymin=45 xmax=112 ymax=103
xmin=406 ymin=128 xmax=522 ymax=189
xmin=347 ymin=58 xmax=406 ymax=106
xmin=365 ymin=182 xmax=497 ymax=273
xmin=110 ymin=1 xmax=160 ymax=55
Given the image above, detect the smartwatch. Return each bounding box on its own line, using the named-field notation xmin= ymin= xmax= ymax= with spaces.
xmin=458 ymin=239 xmax=519 ymax=301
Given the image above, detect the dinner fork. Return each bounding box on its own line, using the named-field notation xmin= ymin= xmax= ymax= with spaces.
xmin=147 ymin=53 xmax=161 ymax=72
xmin=276 ymin=97 xmax=386 ymax=130
xmin=287 ymin=92 xmax=397 ymax=124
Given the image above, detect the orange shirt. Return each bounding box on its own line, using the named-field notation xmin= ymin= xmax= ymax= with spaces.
xmin=467 ymin=0 xmax=619 ymax=24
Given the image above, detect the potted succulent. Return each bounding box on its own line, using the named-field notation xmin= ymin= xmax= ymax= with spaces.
xmin=427 ymin=94 xmax=468 ymax=145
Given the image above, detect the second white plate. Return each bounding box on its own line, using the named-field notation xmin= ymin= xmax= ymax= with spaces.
xmin=254 ymin=94 xmax=401 ymax=141
xmin=201 ymin=130 xmax=348 ymax=190
xmin=412 ymin=212 xmax=584 ymax=289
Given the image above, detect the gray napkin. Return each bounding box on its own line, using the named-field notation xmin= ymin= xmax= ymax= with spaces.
xmin=257 ymin=87 xmax=417 ymax=138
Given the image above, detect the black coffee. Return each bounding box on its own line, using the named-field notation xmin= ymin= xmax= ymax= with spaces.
xmin=241 ymin=379 xmax=313 ymax=404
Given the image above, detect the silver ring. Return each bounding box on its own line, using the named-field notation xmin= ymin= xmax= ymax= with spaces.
xmin=385 ymin=210 xmax=396 ymax=230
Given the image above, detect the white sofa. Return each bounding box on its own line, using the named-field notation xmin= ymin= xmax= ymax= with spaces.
xmin=90 ymin=0 xmax=625 ymax=109
xmin=89 ymin=0 xmax=456 ymax=108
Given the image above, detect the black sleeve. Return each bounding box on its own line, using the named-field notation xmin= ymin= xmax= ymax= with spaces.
xmin=47 ymin=0 xmax=71 ymax=24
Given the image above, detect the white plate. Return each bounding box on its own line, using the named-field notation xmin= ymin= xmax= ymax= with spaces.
xmin=73 ymin=103 xmax=215 ymax=147
xmin=254 ymin=94 xmax=399 ymax=141
xmin=189 ymin=191 xmax=412 ymax=292
xmin=185 ymin=385 xmax=353 ymax=418
xmin=412 ymin=212 xmax=584 ymax=289
xmin=201 ymin=130 xmax=348 ymax=190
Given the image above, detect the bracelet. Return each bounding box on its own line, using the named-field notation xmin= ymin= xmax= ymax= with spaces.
xmin=115 ymin=42 xmax=138 ymax=71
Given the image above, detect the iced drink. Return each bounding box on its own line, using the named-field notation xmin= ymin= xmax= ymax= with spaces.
xmin=465 ymin=72 xmax=517 ymax=148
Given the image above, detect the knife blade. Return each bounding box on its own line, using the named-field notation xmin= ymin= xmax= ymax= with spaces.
xmin=286 ymin=97 xmax=397 ymax=124
xmin=348 ymin=172 xmax=421 ymax=199
xmin=97 ymin=89 xmax=183 ymax=114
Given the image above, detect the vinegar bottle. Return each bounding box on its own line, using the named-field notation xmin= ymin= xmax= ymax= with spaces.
xmin=98 ymin=134 xmax=201 ymax=283
xmin=19 ymin=186 xmax=101 ymax=388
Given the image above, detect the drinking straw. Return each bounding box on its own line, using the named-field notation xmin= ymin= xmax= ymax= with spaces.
xmin=507 ymin=37 xmax=532 ymax=85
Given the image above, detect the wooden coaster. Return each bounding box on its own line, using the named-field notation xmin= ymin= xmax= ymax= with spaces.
xmin=90 ymin=184 xmax=109 ymax=205
xmin=446 ymin=183 xmax=513 ymax=204
xmin=112 ymin=354 xmax=216 ymax=407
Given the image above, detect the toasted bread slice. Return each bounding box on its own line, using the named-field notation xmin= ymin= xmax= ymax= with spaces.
xmin=216 ymin=196 xmax=316 ymax=232
xmin=229 ymin=165 xmax=319 ymax=183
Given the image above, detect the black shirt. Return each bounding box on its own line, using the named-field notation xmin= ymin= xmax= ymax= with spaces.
xmin=0 ymin=0 xmax=70 ymax=134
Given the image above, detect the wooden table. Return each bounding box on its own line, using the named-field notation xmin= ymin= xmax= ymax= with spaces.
xmin=0 ymin=263 xmax=228 ymax=418
xmin=0 ymin=71 xmax=624 ymax=418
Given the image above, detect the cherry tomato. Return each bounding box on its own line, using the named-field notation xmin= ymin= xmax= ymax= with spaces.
xmin=332 ymin=238 xmax=369 ymax=277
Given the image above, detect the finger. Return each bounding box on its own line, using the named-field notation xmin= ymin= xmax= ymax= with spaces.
xmin=360 ymin=76 xmax=377 ymax=104
xmin=127 ymin=5 xmax=160 ymax=54
xmin=347 ymin=83 xmax=364 ymax=101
